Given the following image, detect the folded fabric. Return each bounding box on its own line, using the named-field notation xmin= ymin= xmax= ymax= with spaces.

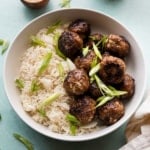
xmin=120 ymin=91 xmax=150 ymax=150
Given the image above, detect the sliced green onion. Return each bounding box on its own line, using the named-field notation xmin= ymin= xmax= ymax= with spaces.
xmin=57 ymin=62 xmax=65 ymax=78
xmin=53 ymin=32 xmax=66 ymax=60
xmin=66 ymin=113 xmax=80 ymax=135
xmin=90 ymin=57 xmax=98 ymax=68
xmin=47 ymin=20 xmax=62 ymax=34
xmin=15 ymin=79 xmax=24 ymax=90
xmin=93 ymin=43 xmax=102 ymax=60
xmin=31 ymin=36 xmax=46 ymax=47
xmin=0 ymin=39 xmax=4 ymax=45
xmin=89 ymin=63 xmax=100 ymax=77
xmin=13 ymin=133 xmax=34 ymax=150
xmin=96 ymin=96 xmax=114 ymax=108
xmin=108 ymin=86 xmax=128 ymax=96
xmin=59 ymin=0 xmax=71 ymax=8
xmin=66 ymin=58 xmax=76 ymax=70
xmin=30 ymin=80 xmax=41 ymax=92
xmin=94 ymin=75 xmax=113 ymax=96
xmin=38 ymin=52 xmax=52 ymax=75
xmin=38 ymin=93 xmax=61 ymax=116
xmin=82 ymin=46 xmax=89 ymax=56
xmin=96 ymin=35 xmax=108 ymax=48
xmin=1 ymin=40 xmax=9 ymax=55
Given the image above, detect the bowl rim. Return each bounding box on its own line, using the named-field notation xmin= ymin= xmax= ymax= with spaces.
xmin=3 ymin=8 xmax=147 ymax=142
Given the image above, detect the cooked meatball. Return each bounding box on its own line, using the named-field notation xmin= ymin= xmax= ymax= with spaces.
xmin=88 ymin=81 xmax=102 ymax=98
xmin=99 ymin=55 xmax=126 ymax=84
xmin=119 ymin=74 xmax=135 ymax=100
xmin=70 ymin=96 xmax=96 ymax=124
xmin=74 ymin=50 xmax=97 ymax=72
xmin=58 ymin=31 xmax=83 ymax=59
xmin=97 ymin=98 xmax=125 ymax=125
xmin=63 ymin=69 xmax=90 ymax=95
xmin=68 ymin=19 xmax=91 ymax=40
xmin=105 ymin=34 xmax=130 ymax=58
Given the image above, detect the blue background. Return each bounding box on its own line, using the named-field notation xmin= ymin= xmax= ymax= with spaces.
xmin=0 ymin=0 xmax=150 ymax=149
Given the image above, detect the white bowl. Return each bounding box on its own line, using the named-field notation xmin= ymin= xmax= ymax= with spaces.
xmin=3 ymin=8 xmax=147 ymax=141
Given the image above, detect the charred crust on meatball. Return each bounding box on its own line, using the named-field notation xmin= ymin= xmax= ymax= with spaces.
xmin=74 ymin=50 xmax=97 ymax=72
xmin=68 ymin=19 xmax=91 ymax=40
xmin=105 ymin=34 xmax=130 ymax=58
xmin=58 ymin=31 xmax=83 ymax=59
xmin=97 ymin=98 xmax=125 ymax=125
xmin=70 ymin=96 xmax=96 ymax=124
xmin=99 ymin=55 xmax=126 ymax=84
xmin=63 ymin=69 xmax=90 ymax=95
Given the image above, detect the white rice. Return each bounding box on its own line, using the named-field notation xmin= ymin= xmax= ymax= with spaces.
xmin=17 ymin=23 xmax=100 ymax=135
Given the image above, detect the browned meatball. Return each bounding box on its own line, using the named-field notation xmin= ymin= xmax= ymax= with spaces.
xmin=88 ymin=81 xmax=102 ymax=98
xmin=63 ymin=69 xmax=90 ymax=95
xmin=74 ymin=50 xmax=97 ymax=72
xmin=58 ymin=31 xmax=83 ymax=59
xmin=119 ymin=74 xmax=135 ymax=100
xmin=105 ymin=34 xmax=130 ymax=58
xmin=70 ymin=96 xmax=96 ymax=124
xmin=97 ymin=98 xmax=125 ymax=125
xmin=68 ymin=19 xmax=91 ymax=40
xmin=99 ymin=55 xmax=126 ymax=84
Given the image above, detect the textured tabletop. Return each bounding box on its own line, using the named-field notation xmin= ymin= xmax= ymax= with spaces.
xmin=0 ymin=0 xmax=150 ymax=150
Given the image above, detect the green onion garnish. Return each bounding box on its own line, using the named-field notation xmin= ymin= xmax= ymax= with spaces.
xmin=66 ymin=58 xmax=76 ymax=70
xmin=82 ymin=46 xmax=89 ymax=56
xmin=1 ymin=40 xmax=9 ymax=55
xmin=13 ymin=133 xmax=34 ymax=150
xmin=38 ymin=93 xmax=61 ymax=116
xmin=59 ymin=0 xmax=71 ymax=8
xmin=38 ymin=52 xmax=52 ymax=75
xmin=96 ymin=95 xmax=114 ymax=108
xmin=89 ymin=63 xmax=100 ymax=77
xmin=66 ymin=113 xmax=80 ymax=135
xmin=96 ymin=35 xmax=108 ymax=49
xmin=30 ymin=80 xmax=41 ymax=92
xmin=57 ymin=62 xmax=65 ymax=78
xmin=53 ymin=32 xmax=66 ymax=60
xmin=93 ymin=43 xmax=102 ymax=60
xmin=31 ymin=36 xmax=46 ymax=47
xmin=15 ymin=79 xmax=24 ymax=90
xmin=47 ymin=20 xmax=62 ymax=34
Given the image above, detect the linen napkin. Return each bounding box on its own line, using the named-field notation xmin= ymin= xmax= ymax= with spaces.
xmin=120 ymin=91 xmax=150 ymax=150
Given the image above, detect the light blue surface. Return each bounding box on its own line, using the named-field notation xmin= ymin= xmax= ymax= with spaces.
xmin=0 ymin=0 xmax=150 ymax=150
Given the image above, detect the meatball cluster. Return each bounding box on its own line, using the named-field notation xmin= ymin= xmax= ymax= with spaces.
xmin=58 ymin=19 xmax=135 ymax=127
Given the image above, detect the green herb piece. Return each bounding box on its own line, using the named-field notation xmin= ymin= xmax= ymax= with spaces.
xmin=66 ymin=58 xmax=76 ymax=70
xmin=89 ymin=63 xmax=100 ymax=77
xmin=30 ymin=80 xmax=41 ymax=92
xmin=82 ymin=46 xmax=89 ymax=57
xmin=15 ymin=79 xmax=24 ymax=90
xmin=13 ymin=133 xmax=34 ymax=150
xmin=94 ymin=75 xmax=127 ymax=97
xmin=1 ymin=40 xmax=9 ymax=55
xmin=57 ymin=62 xmax=65 ymax=78
xmin=93 ymin=43 xmax=102 ymax=60
xmin=59 ymin=0 xmax=71 ymax=8
xmin=0 ymin=39 xmax=4 ymax=45
xmin=96 ymin=35 xmax=108 ymax=49
xmin=90 ymin=56 xmax=98 ymax=68
xmin=66 ymin=113 xmax=80 ymax=135
xmin=31 ymin=36 xmax=46 ymax=47
xmin=38 ymin=93 xmax=61 ymax=116
xmin=108 ymin=85 xmax=128 ymax=97
xmin=47 ymin=20 xmax=62 ymax=34
xmin=96 ymin=96 xmax=114 ymax=108
xmin=53 ymin=32 xmax=66 ymax=60
xmin=38 ymin=52 xmax=52 ymax=75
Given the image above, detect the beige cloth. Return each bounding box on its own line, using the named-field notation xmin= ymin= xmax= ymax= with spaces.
xmin=120 ymin=92 xmax=150 ymax=150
